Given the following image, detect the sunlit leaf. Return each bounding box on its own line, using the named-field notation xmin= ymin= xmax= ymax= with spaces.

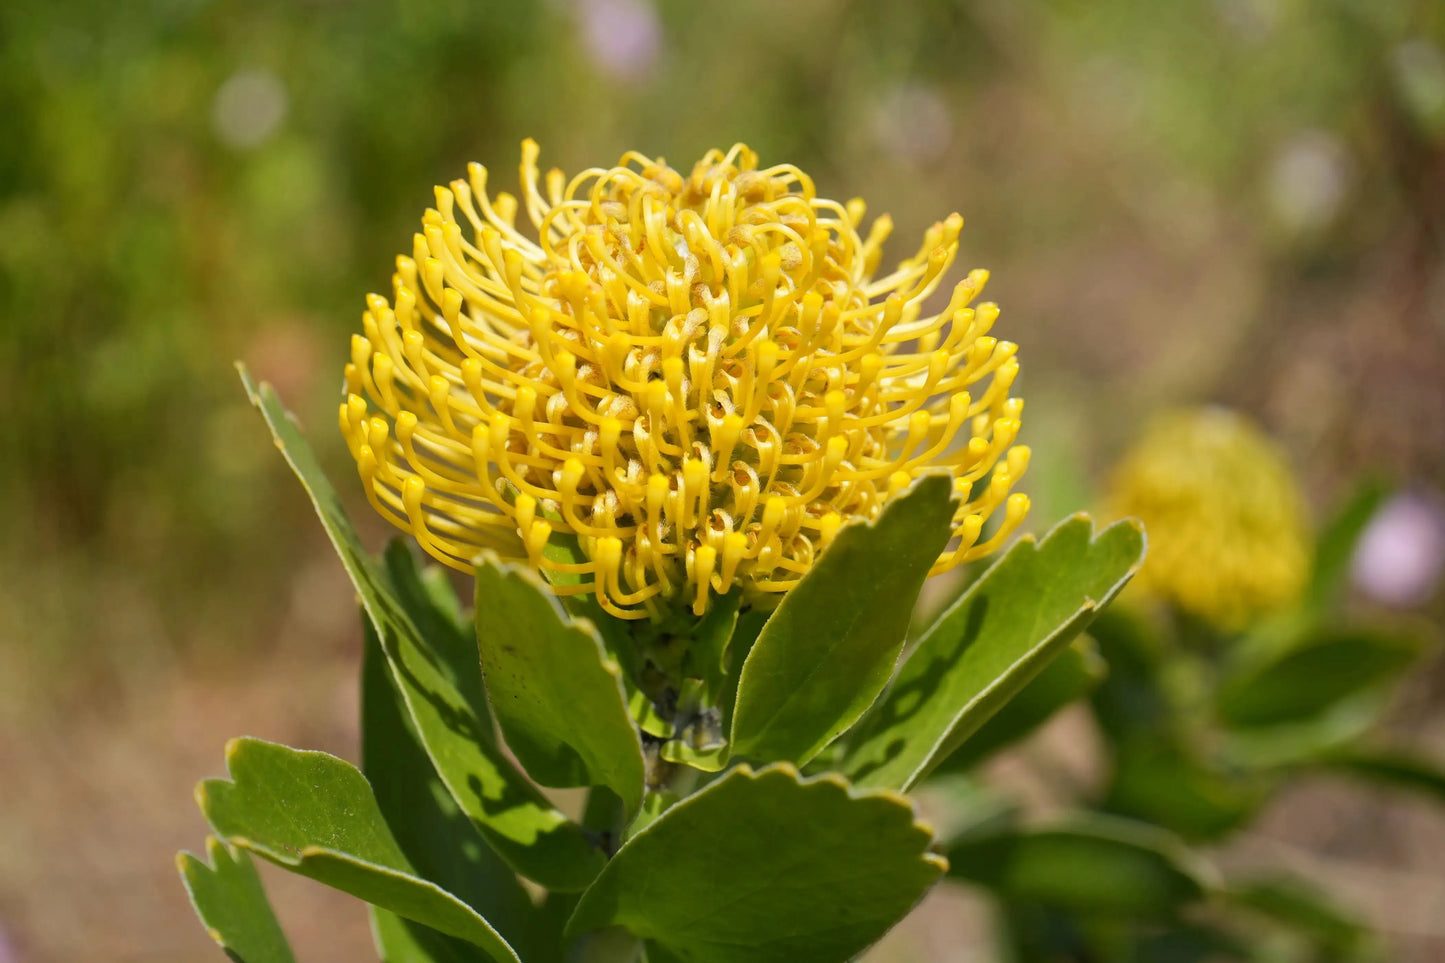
xmin=475 ymin=555 xmax=646 ymax=816
xmin=241 ymin=368 xmax=604 ymax=891
xmin=362 ymin=613 xmax=539 ymax=962
xmin=845 ymin=514 xmax=1145 ymax=790
xmin=198 ymin=737 xmax=520 ymax=962
xmin=566 ymin=765 xmax=945 ymax=962
xmin=177 ymin=836 xmax=297 ymax=963
xmin=730 ymin=473 xmax=958 ymax=766
xmin=931 ymin=637 xmax=1105 ymax=775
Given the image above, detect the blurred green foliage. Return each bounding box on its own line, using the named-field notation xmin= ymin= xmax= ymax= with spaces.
xmin=3 ymin=1 xmax=1444 ymax=960
xmin=2 ymin=0 xmax=1442 ymax=711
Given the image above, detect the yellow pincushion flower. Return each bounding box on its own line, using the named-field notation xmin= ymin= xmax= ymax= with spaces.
xmin=1107 ymin=408 xmax=1310 ymax=631
xmin=340 ymin=142 xmax=1029 ymax=620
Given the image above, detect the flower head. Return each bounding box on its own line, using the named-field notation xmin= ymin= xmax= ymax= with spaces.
xmin=1107 ymin=408 xmax=1310 ymax=630
xmin=341 ymin=142 xmax=1029 ymax=619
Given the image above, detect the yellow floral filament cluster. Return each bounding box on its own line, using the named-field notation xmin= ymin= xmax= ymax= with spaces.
xmin=1107 ymin=408 xmax=1311 ymax=631
xmin=341 ymin=142 xmax=1030 ymax=619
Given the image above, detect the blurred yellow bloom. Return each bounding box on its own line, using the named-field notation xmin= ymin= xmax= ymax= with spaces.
xmin=1107 ymin=408 xmax=1310 ymax=631
xmin=341 ymin=142 xmax=1029 ymax=619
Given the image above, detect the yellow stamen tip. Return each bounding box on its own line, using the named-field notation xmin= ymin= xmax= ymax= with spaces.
xmin=339 ymin=142 xmax=1029 ymax=616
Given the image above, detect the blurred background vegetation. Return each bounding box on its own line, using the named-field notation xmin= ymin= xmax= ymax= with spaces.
xmin=2 ymin=0 xmax=1444 ymax=960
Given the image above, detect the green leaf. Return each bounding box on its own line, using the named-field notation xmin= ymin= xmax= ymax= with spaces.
xmin=1217 ymin=629 xmax=1421 ymax=728
xmin=932 ymin=637 xmax=1106 ymax=775
xmin=176 ymin=836 xmax=297 ymax=963
xmin=240 ymin=367 xmax=604 ymax=891
xmin=382 ymin=540 xmax=491 ymax=726
xmin=1086 ymin=606 xmax=1174 ymax=742
xmin=475 ymin=554 xmax=646 ymax=815
xmin=730 ymin=473 xmax=958 ymax=765
xmin=1105 ymin=742 xmax=1269 ymax=841
xmin=1314 ymin=745 xmax=1445 ymax=804
xmin=1305 ymin=479 xmax=1389 ymax=615
xmin=680 ymin=589 xmax=742 ymax=708
xmin=947 ymin=812 xmax=1214 ymax=918
xmin=845 ymin=514 xmax=1146 ymax=790
xmin=370 ymin=909 xmax=499 ymax=963
xmin=361 ymin=615 xmax=538 ymax=962
xmin=1218 ymin=690 xmax=1390 ymax=770
xmin=565 ymin=765 xmax=945 ymax=962
xmin=198 ymin=737 xmax=520 ymax=962
xmin=1224 ymin=877 xmax=1374 ymax=959
xmin=718 ymin=608 xmax=768 ymax=735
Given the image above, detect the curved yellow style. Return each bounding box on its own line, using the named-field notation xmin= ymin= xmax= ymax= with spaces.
xmin=341 ymin=142 xmax=1029 ymax=619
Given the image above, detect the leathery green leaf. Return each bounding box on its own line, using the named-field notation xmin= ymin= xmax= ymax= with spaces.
xmin=1305 ymin=479 xmax=1388 ymax=615
xmin=947 ymin=812 xmax=1215 ymax=918
xmin=1217 ymin=628 xmax=1422 ymax=728
xmin=475 ymin=554 xmax=646 ymax=816
xmin=241 ymin=367 xmax=604 ymax=891
xmin=362 ymin=616 xmax=539 ymax=962
xmin=1314 ymin=745 xmax=1445 ymax=804
xmin=566 ymin=765 xmax=945 ymax=962
xmin=730 ymin=473 xmax=958 ymax=765
xmin=931 ymin=637 xmax=1105 ymax=775
xmin=198 ymin=738 xmax=520 ymax=963
xmin=845 ymin=514 xmax=1145 ymax=790
xmin=1224 ymin=877 xmax=1374 ymax=959
xmin=176 ymin=836 xmax=296 ymax=963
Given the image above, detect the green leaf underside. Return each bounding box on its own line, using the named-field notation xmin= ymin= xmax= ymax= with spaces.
xmin=177 ymin=837 xmax=297 ymax=963
xmin=199 ymin=738 xmax=519 ymax=962
xmin=932 ymin=637 xmax=1105 ymax=775
xmin=845 ymin=514 xmax=1145 ymax=790
xmin=1217 ymin=629 xmax=1421 ymax=728
xmin=475 ymin=555 xmax=646 ymax=815
xmin=565 ymin=765 xmax=945 ymax=962
xmin=362 ymin=616 xmax=540 ymax=962
xmin=730 ymin=474 xmax=959 ymax=765
xmin=947 ymin=813 xmax=1213 ymax=918
xmin=241 ymin=368 xmax=603 ymax=891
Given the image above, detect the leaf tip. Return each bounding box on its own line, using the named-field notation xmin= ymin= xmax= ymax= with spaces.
xmin=925 ymin=852 xmax=950 ymax=873
xmin=767 ymin=761 xmax=800 ymax=780
xmin=223 ymin=736 xmax=247 ymax=764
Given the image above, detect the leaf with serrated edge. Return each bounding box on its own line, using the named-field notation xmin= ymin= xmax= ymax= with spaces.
xmin=566 ymin=764 xmax=945 ymax=962
xmin=932 ymin=637 xmax=1105 ymax=775
xmin=845 ymin=514 xmax=1145 ymax=790
xmin=198 ymin=738 xmax=519 ymax=962
xmin=177 ymin=836 xmax=297 ymax=963
xmin=475 ymin=554 xmax=645 ymax=816
xmin=240 ymin=367 xmax=604 ymax=891
xmin=730 ymin=474 xmax=958 ymax=766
